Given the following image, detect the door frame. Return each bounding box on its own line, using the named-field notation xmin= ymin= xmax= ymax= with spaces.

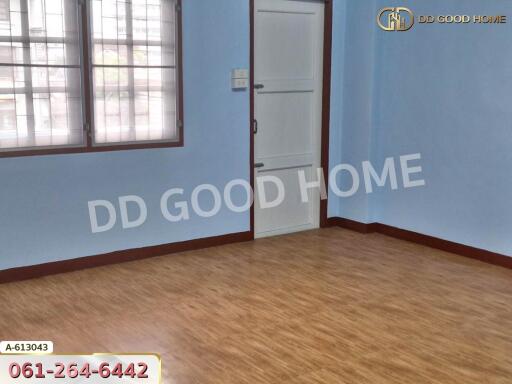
xmin=249 ymin=0 xmax=333 ymax=238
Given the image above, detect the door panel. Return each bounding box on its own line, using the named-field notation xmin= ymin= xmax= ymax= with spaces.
xmin=256 ymin=91 xmax=313 ymax=159
xmin=256 ymin=8 xmax=315 ymax=80
xmin=255 ymin=167 xmax=314 ymax=236
xmin=254 ymin=0 xmax=324 ymax=238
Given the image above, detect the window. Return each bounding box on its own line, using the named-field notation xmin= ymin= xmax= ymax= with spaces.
xmin=91 ymin=0 xmax=179 ymax=145
xmin=0 ymin=0 xmax=83 ymax=149
xmin=0 ymin=0 xmax=182 ymax=156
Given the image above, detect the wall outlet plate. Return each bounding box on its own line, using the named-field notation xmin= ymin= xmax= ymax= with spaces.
xmin=232 ymin=77 xmax=249 ymax=89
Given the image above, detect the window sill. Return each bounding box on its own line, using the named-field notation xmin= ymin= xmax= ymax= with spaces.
xmin=0 ymin=139 xmax=184 ymax=159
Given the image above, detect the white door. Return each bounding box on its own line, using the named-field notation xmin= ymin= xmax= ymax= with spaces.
xmin=254 ymin=0 xmax=325 ymax=238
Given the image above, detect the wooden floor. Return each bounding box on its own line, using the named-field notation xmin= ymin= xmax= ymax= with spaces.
xmin=1 ymin=228 xmax=512 ymax=383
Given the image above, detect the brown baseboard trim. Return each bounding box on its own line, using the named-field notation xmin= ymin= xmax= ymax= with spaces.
xmin=327 ymin=217 xmax=378 ymax=234
xmin=328 ymin=217 xmax=512 ymax=270
xmin=0 ymin=231 xmax=253 ymax=284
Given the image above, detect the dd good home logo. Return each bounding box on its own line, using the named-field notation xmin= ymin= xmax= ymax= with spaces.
xmin=378 ymin=7 xmax=415 ymax=31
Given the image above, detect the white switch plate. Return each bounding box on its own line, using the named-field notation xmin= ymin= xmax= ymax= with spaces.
xmin=232 ymin=68 xmax=249 ymax=79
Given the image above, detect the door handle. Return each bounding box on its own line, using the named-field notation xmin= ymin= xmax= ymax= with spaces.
xmin=255 ymin=162 xmax=265 ymax=169
xmin=253 ymin=119 xmax=258 ymax=134
xmin=254 ymin=84 xmax=264 ymax=89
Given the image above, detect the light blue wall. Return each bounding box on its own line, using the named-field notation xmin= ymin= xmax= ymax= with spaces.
xmin=0 ymin=0 xmax=250 ymax=270
xmin=330 ymin=0 xmax=512 ymax=256
xmin=374 ymin=0 xmax=512 ymax=256
xmin=329 ymin=0 xmax=378 ymax=223
xmin=327 ymin=0 xmax=346 ymax=218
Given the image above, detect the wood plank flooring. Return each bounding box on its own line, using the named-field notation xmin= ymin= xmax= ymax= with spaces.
xmin=1 ymin=228 xmax=511 ymax=383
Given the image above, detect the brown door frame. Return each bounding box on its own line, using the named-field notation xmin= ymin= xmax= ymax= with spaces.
xmin=249 ymin=0 xmax=333 ymax=238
